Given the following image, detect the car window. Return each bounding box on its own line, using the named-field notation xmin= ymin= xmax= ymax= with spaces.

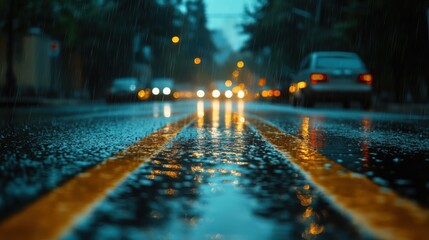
xmin=316 ymin=57 xmax=363 ymax=69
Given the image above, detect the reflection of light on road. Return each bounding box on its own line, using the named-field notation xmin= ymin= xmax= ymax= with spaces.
xmin=163 ymin=103 xmax=171 ymax=118
xmin=309 ymin=223 xmax=324 ymax=235
xmin=212 ymin=100 xmax=220 ymax=129
xmin=225 ymin=100 xmax=232 ymax=129
xmin=165 ymin=188 xmax=176 ymax=196
xmin=235 ymin=101 xmax=245 ymax=132
xmin=301 ymin=117 xmax=310 ymax=139
xmin=302 ymin=207 xmax=313 ymax=218
xmin=301 ymin=116 xmax=325 ymax=149
xmin=197 ymin=100 xmax=205 ymax=128
xmin=360 ymin=118 xmax=372 ymax=168
xmin=153 ymin=102 xmax=159 ymax=118
xmin=296 ymin=190 xmax=312 ymax=206
xmin=296 ymin=184 xmax=324 ymax=238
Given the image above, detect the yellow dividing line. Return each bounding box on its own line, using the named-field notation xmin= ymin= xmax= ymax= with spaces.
xmin=246 ymin=116 xmax=429 ymax=240
xmin=0 ymin=114 xmax=195 ymax=240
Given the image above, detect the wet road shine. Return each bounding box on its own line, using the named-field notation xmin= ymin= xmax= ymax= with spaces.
xmin=1 ymin=100 xmax=428 ymax=240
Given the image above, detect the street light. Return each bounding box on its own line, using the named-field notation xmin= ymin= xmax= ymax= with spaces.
xmin=237 ymin=60 xmax=244 ymax=69
xmin=194 ymin=57 xmax=201 ymax=65
xmin=171 ymin=36 xmax=180 ymax=44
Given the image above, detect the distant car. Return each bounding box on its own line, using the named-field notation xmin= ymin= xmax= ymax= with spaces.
xmin=289 ymin=51 xmax=373 ymax=108
xmin=106 ymin=77 xmax=141 ymax=103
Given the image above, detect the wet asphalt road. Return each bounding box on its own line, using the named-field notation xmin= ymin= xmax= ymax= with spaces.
xmin=0 ymin=100 xmax=428 ymax=239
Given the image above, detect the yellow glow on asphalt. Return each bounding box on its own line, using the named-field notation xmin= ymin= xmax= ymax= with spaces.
xmin=0 ymin=115 xmax=195 ymax=240
xmin=246 ymin=117 xmax=429 ymax=240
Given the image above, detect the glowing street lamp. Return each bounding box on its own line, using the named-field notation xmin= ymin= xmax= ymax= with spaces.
xmin=194 ymin=57 xmax=201 ymax=65
xmin=171 ymin=36 xmax=180 ymax=44
xmin=237 ymin=60 xmax=244 ymax=69
xmin=225 ymin=79 xmax=232 ymax=87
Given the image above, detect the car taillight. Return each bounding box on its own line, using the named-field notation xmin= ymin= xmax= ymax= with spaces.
xmin=310 ymin=73 xmax=328 ymax=84
xmin=358 ymin=73 xmax=373 ymax=84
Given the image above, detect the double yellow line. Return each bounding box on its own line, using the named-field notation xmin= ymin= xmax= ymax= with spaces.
xmin=0 ymin=110 xmax=428 ymax=240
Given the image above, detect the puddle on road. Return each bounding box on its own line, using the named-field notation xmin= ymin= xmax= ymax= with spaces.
xmin=65 ymin=101 xmax=369 ymax=240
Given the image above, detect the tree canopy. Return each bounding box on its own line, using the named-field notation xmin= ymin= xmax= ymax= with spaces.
xmin=0 ymin=0 xmax=215 ymax=97
xmin=243 ymin=0 xmax=429 ymax=102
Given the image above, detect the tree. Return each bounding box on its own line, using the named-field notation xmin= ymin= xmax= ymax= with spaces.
xmin=337 ymin=0 xmax=429 ymax=102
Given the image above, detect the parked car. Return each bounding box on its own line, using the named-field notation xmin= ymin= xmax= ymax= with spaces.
xmin=106 ymin=77 xmax=141 ymax=103
xmin=289 ymin=51 xmax=373 ymax=108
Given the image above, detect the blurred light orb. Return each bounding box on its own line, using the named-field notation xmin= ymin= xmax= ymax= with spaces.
xmin=237 ymin=60 xmax=244 ymax=68
xmin=212 ymin=89 xmax=221 ymax=98
xmin=138 ymin=90 xmax=146 ymax=98
xmin=163 ymin=87 xmax=171 ymax=95
xmin=237 ymin=90 xmax=245 ymax=99
xmin=194 ymin=57 xmax=201 ymax=65
xmin=171 ymin=36 xmax=180 ymax=44
xmin=196 ymin=90 xmax=205 ymax=98
xmin=225 ymin=90 xmax=233 ymax=99
xmin=152 ymin=87 xmax=160 ymax=95
xmin=225 ymin=80 xmax=232 ymax=87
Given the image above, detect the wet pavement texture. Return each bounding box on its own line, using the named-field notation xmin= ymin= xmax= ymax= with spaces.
xmin=64 ymin=102 xmax=367 ymax=240
xmin=0 ymin=102 xmax=195 ymax=221
xmin=0 ymin=100 xmax=428 ymax=239
xmin=245 ymin=104 xmax=429 ymax=207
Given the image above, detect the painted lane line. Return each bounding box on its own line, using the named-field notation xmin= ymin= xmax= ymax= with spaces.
xmin=246 ymin=116 xmax=429 ymax=240
xmin=0 ymin=114 xmax=195 ymax=240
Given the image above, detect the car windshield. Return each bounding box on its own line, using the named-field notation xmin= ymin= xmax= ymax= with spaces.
xmin=316 ymin=57 xmax=363 ymax=69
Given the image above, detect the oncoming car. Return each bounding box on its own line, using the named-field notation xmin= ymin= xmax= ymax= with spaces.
xmin=289 ymin=51 xmax=373 ymax=109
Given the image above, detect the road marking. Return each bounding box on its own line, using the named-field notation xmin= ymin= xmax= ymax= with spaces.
xmin=0 ymin=115 xmax=195 ymax=240
xmin=246 ymin=116 xmax=429 ymax=240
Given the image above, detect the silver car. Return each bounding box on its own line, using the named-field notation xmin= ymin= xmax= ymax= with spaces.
xmin=289 ymin=51 xmax=373 ymax=108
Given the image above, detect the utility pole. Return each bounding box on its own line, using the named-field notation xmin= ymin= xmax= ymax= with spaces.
xmin=4 ymin=0 xmax=17 ymax=98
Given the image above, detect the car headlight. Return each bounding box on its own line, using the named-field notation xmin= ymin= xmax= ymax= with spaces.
xmin=152 ymin=87 xmax=160 ymax=95
xmin=163 ymin=87 xmax=171 ymax=95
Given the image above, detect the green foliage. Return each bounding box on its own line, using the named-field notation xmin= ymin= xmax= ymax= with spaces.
xmin=1 ymin=0 xmax=215 ymax=96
